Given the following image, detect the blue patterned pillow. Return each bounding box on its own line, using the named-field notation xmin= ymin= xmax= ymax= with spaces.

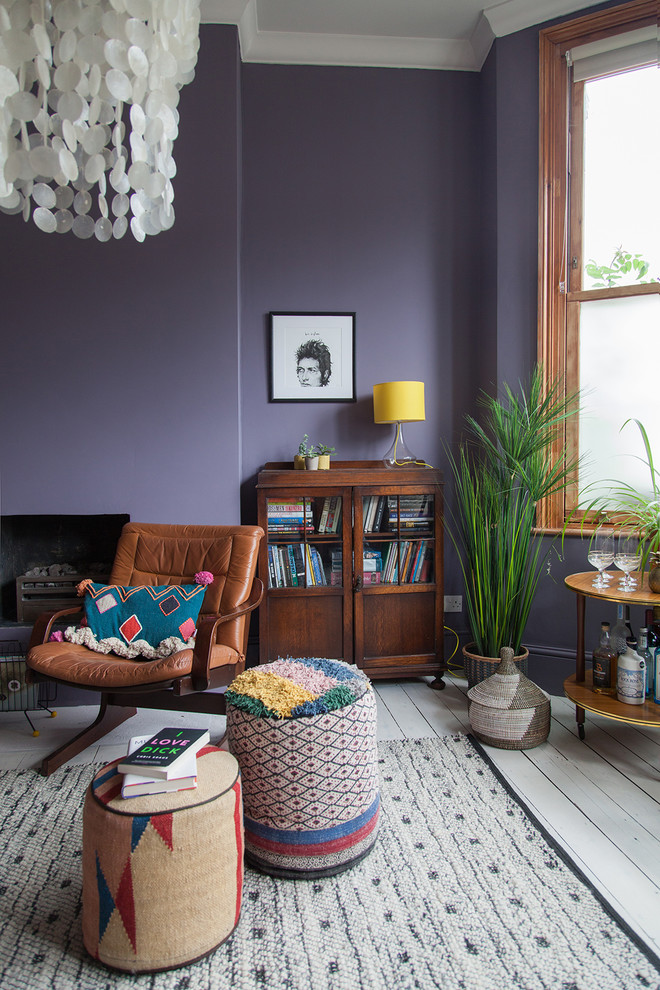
xmin=82 ymin=582 xmax=206 ymax=650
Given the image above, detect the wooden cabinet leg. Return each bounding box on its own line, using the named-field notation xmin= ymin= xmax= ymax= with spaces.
xmin=576 ymin=592 xmax=586 ymax=682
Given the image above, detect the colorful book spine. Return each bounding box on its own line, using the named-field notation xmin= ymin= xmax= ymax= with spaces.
xmin=287 ymin=545 xmax=299 ymax=586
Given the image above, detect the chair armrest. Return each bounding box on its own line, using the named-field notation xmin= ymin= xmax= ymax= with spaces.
xmin=190 ymin=577 xmax=264 ymax=690
xmin=27 ymin=606 xmax=85 ymax=652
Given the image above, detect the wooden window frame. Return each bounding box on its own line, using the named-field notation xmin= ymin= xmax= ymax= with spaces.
xmin=537 ymin=0 xmax=659 ymax=533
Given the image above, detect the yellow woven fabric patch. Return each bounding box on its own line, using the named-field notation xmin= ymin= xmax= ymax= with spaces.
xmin=228 ymin=669 xmax=317 ymax=719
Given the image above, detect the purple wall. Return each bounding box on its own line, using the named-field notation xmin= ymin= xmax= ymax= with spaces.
xmin=239 ymin=64 xmax=482 ymax=498
xmin=0 ymin=11 xmax=623 ymax=689
xmin=0 ymin=26 xmax=242 ymax=524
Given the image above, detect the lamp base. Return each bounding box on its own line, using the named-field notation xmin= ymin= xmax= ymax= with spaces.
xmin=382 ymin=423 xmax=420 ymax=468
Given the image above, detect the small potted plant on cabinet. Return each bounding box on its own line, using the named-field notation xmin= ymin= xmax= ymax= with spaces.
xmin=316 ymin=443 xmax=336 ymax=470
xmin=445 ymin=367 xmax=579 ymax=686
xmin=305 ymin=444 xmax=320 ymax=471
xmin=294 ymin=435 xmax=310 ymax=470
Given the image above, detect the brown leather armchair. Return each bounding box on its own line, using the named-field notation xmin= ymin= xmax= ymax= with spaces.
xmin=26 ymin=522 xmax=264 ymax=775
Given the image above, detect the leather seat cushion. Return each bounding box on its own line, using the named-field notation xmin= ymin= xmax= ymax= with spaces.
xmin=28 ymin=642 xmax=239 ymax=689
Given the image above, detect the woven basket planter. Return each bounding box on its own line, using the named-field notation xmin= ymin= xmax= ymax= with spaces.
xmin=467 ymin=647 xmax=550 ymax=750
xmin=462 ymin=642 xmax=529 ymax=688
xmin=226 ymin=658 xmax=380 ymax=879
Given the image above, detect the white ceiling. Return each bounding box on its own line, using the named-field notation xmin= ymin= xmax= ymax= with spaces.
xmin=199 ymin=0 xmax=605 ymax=71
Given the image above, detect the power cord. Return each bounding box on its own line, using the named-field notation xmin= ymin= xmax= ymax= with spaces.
xmin=443 ymin=623 xmax=466 ymax=678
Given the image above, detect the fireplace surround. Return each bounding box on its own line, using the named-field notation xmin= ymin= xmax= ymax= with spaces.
xmin=1 ymin=514 xmax=129 ymax=625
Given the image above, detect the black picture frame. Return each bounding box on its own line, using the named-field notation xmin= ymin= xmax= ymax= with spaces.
xmin=269 ymin=312 xmax=356 ymax=402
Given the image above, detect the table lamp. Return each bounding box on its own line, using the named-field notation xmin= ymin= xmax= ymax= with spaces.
xmin=373 ymin=381 xmax=425 ymax=467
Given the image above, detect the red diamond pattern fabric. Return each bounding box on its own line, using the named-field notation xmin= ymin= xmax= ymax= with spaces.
xmin=119 ymin=614 xmax=142 ymax=644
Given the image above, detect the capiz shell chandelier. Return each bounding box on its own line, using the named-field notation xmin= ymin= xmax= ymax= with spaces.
xmin=0 ymin=0 xmax=200 ymax=241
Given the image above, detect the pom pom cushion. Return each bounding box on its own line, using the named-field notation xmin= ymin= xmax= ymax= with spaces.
xmin=65 ymin=582 xmax=206 ymax=660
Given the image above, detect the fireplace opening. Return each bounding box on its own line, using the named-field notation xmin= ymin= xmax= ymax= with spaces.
xmin=1 ymin=514 xmax=130 ymax=625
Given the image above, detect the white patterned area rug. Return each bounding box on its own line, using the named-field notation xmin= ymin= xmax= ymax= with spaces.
xmin=1 ymin=735 xmax=659 ymax=990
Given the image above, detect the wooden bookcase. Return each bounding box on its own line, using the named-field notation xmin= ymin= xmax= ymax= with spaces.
xmin=256 ymin=461 xmax=445 ymax=682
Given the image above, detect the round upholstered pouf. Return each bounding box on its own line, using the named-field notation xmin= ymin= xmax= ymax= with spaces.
xmin=82 ymin=746 xmax=243 ymax=973
xmin=226 ymin=658 xmax=380 ymax=878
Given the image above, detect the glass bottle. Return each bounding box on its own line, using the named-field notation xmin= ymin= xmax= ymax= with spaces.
xmin=592 ymin=620 xmax=617 ymax=695
xmin=638 ymin=628 xmax=653 ymax=697
xmin=647 ymin=607 xmax=660 ymax=655
xmin=617 ymin=638 xmax=646 ymax=705
xmin=610 ymin=604 xmax=632 ymax=655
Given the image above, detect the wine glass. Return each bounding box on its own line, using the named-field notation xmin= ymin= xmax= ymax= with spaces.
xmin=595 ymin=526 xmax=615 ymax=582
xmin=587 ymin=527 xmax=614 ymax=588
xmin=614 ymin=534 xmax=642 ymax=591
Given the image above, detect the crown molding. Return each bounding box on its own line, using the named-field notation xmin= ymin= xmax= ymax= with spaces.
xmin=234 ymin=0 xmax=485 ymax=70
xmin=483 ymin=0 xmax=604 ymax=37
xmin=198 ymin=0 xmax=601 ymax=71
xmin=471 ymin=14 xmax=497 ymax=68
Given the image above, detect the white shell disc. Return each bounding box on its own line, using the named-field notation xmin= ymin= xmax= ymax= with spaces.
xmin=106 ymin=69 xmax=132 ymax=103
xmin=72 ymin=213 xmax=95 ymax=238
xmin=33 ymin=206 xmax=57 ymax=232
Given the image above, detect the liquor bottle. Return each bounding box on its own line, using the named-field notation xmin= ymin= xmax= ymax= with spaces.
xmin=610 ymin=604 xmax=633 ymax=655
xmin=592 ymin=620 xmax=617 ymax=695
xmin=648 ymin=607 xmax=660 ymax=655
xmin=617 ymin=638 xmax=646 ymax=705
xmin=638 ymin=628 xmax=653 ymax=697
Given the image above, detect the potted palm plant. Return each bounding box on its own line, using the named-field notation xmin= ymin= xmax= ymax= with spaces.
xmin=445 ymin=368 xmax=579 ymax=686
xmin=579 ymin=419 xmax=660 ymax=592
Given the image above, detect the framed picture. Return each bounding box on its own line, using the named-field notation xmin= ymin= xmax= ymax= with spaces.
xmin=269 ymin=312 xmax=356 ymax=402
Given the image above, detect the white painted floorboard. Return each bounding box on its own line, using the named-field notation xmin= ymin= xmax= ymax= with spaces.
xmin=1 ymin=674 xmax=660 ymax=960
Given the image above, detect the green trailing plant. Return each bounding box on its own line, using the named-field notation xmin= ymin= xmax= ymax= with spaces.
xmin=578 ymin=419 xmax=660 ymax=574
xmin=315 ymin=443 xmax=336 ymax=456
xmin=585 ymin=246 xmax=658 ymax=288
xmin=445 ymin=368 xmax=579 ymax=658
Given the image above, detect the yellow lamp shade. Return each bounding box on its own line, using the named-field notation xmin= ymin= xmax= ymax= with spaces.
xmin=373 ymin=381 xmax=425 ymax=424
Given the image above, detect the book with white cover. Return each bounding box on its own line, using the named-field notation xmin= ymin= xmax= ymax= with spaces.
xmin=120 ymin=734 xmax=198 ymax=798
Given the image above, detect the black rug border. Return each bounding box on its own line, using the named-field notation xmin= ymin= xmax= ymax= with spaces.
xmin=463 ymin=732 xmax=660 ymax=974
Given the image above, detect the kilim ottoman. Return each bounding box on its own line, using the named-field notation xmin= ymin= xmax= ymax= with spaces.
xmin=226 ymin=657 xmax=380 ymax=878
xmin=82 ymin=746 xmax=243 ymax=973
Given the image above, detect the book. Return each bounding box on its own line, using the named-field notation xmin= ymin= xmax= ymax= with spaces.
xmin=117 ymin=726 xmax=210 ymax=779
xmin=362 ymin=571 xmax=381 ymax=585
xmin=287 ymin=544 xmax=299 ymax=586
xmin=318 ymin=496 xmax=331 ymax=533
xmin=292 ymin=543 xmax=306 ymax=585
xmin=121 ymin=734 xmax=198 ymax=798
xmin=267 ymin=544 xmax=277 ymax=588
xmin=310 ymin=546 xmax=326 ymax=585
xmin=373 ymin=496 xmax=386 ymax=532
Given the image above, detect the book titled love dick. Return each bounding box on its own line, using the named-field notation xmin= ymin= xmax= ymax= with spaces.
xmin=117 ymin=726 xmax=210 ymax=779
xmin=121 ymin=734 xmax=199 ymax=798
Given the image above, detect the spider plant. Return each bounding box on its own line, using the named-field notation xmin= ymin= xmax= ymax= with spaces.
xmin=578 ymin=419 xmax=660 ymax=574
xmin=445 ymin=368 xmax=579 ymax=658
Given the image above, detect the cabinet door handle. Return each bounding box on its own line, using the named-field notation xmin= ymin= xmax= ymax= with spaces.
xmin=354 ymin=574 xmax=363 ymax=591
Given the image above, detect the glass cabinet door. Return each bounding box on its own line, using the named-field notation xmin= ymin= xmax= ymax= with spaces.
xmin=360 ymin=492 xmax=435 ymax=585
xmin=265 ymin=495 xmax=343 ymax=589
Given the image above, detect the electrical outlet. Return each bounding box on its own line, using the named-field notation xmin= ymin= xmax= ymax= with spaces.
xmin=444 ymin=595 xmax=462 ymax=613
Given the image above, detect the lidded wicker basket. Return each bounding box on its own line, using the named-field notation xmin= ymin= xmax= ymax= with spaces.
xmin=467 ymin=647 xmax=550 ymax=750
